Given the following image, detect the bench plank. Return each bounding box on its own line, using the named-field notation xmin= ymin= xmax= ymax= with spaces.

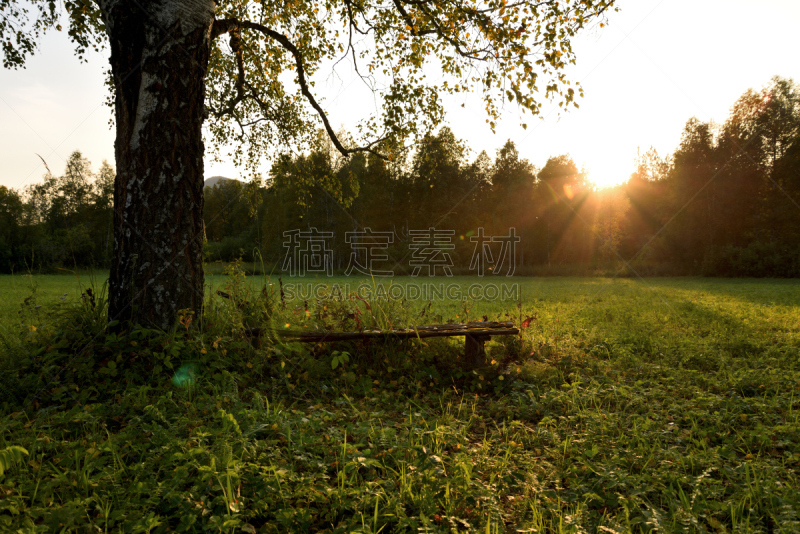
xmin=272 ymin=321 xmax=515 ymax=340
xmin=248 ymin=321 xmax=519 ymax=367
xmin=276 ymin=327 xmax=518 ymax=342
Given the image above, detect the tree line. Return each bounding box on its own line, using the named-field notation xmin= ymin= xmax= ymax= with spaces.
xmin=2 ymin=76 xmax=798 ymax=277
xmin=0 ymin=153 xmax=115 ymax=273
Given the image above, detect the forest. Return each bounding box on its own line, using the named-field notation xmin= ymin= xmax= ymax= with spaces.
xmin=2 ymin=76 xmax=798 ymax=277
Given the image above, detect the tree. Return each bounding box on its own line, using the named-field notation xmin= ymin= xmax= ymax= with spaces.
xmin=662 ymin=118 xmax=717 ymax=265
xmin=489 ymin=141 xmax=537 ymax=265
xmin=535 ymin=154 xmax=588 ymax=265
xmin=409 ymin=127 xmax=467 ymax=229
xmin=3 ymin=0 xmax=617 ymax=329
xmin=592 ymin=187 xmax=629 ymax=264
xmin=93 ymin=161 xmax=117 ymax=262
xmin=0 ymin=186 xmax=24 ymax=272
xmin=622 ymin=147 xmax=669 ymax=259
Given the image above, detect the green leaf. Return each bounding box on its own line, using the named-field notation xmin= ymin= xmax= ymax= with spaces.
xmin=0 ymin=446 xmax=28 ymax=476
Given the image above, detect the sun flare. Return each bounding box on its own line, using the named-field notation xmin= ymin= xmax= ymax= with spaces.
xmin=585 ymin=161 xmax=631 ymax=189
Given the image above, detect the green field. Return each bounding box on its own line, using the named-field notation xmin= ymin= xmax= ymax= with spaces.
xmin=1 ymin=273 xmax=799 ymax=532
xmin=4 ymin=271 xmax=800 ymax=328
xmin=0 ymin=272 xmax=800 ymax=340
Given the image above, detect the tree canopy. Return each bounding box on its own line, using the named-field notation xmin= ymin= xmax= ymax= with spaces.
xmin=3 ymin=0 xmax=616 ymax=165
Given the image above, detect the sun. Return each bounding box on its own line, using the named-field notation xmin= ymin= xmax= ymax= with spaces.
xmin=585 ymin=160 xmax=631 ymax=189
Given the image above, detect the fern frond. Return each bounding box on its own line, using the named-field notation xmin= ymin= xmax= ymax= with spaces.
xmin=0 ymin=446 xmax=29 ymax=476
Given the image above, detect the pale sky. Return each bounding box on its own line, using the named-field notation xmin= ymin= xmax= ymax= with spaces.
xmin=1 ymin=0 xmax=799 ymax=191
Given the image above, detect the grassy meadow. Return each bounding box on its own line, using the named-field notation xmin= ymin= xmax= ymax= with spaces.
xmin=0 ymin=270 xmax=799 ymax=532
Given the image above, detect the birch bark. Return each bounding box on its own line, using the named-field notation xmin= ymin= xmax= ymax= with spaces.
xmin=99 ymin=0 xmax=215 ymax=329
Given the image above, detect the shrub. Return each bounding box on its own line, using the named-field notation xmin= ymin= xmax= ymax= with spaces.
xmin=204 ymin=237 xmax=259 ymax=263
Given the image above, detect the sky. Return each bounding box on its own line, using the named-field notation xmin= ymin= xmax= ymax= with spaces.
xmin=1 ymin=0 xmax=799 ymax=191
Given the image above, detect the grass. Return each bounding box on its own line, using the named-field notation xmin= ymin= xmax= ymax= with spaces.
xmin=0 ymin=269 xmax=799 ymax=532
xmin=0 ymin=270 xmax=105 ymax=327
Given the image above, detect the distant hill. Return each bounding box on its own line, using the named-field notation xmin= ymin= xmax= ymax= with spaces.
xmin=204 ymin=176 xmax=238 ymax=188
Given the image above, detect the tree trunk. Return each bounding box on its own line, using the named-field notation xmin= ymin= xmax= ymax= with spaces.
xmin=100 ymin=0 xmax=215 ymax=330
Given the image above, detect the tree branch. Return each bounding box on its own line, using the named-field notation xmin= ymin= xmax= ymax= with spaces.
xmin=212 ymin=18 xmax=388 ymax=160
xmin=209 ymin=27 xmax=247 ymax=118
xmin=211 ymin=18 xmax=239 ymax=40
xmin=390 ymin=0 xmax=435 ymax=37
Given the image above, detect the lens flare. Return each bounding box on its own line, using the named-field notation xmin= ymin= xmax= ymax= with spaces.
xmin=172 ymin=363 xmax=198 ymax=387
xmin=563 ymin=184 xmax=574 ymax=199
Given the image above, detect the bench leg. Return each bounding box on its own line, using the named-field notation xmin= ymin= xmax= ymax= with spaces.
xmin=465 ymin=334 xmax=489 ymax=368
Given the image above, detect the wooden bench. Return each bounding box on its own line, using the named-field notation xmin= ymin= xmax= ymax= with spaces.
xmin=249 ymin=321 xmax=519 ymax=368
